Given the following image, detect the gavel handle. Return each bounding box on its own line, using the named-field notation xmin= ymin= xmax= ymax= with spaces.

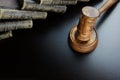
xmin=98 ymin=0 xmax=118 ymax=15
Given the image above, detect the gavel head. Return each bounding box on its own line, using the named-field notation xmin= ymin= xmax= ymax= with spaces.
xmin=69 ymin=6 xmax=99 ymax=53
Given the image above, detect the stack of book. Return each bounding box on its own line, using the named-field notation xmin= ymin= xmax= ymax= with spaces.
xmin=0 ymin=0 xmax=89 ymax=40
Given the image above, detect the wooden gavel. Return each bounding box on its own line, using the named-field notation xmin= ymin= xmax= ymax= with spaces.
xmin=69 ymin=0 xmax=118 ymax=53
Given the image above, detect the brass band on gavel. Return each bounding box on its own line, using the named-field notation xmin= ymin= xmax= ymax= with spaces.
xmin=0 ymin=9 xmax=47 ymax=19
xmin=0 ymin=20 xmax=33 ymax=32
xmin=20 ymin=0 xmax=67 ymax=13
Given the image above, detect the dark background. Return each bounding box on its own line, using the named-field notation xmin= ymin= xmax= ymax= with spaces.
xmin=0 ymin=0 xmax=120 ymax=80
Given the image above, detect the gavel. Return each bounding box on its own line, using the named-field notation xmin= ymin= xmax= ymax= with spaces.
xmin=69 ymin=0 xmax=118 ymax=53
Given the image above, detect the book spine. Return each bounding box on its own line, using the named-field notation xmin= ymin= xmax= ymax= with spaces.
xmin=0 ymin=31 xmax=12 ymax=40
xmin=0 ymin=9 xmax=47 ymax=19
xmin=34 ymin=0 xmax=77 ymax=5
xmin=21 ymin=0 xmax=67 ymax=13
xmin=0 ymin=20 xmax=33 ymax=32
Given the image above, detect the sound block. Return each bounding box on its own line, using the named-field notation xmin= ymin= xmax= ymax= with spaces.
xmin=69 ymin=25 xmax=98 ymax=53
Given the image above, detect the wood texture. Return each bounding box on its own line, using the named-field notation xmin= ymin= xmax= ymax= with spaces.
xmin=69 ymin=0 xmax=118 ymax=53
xmin=69 ymin=26 xmax=98 ymax=53
xmin=98 ymin=0 xmax=118 ymax=15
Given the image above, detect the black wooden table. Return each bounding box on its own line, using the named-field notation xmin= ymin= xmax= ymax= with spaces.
xmin=0 ymin=0 xmax=120 ymax=80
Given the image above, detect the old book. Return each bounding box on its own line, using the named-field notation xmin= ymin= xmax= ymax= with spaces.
xmin=0 ymin=31 xmax=13 ymax=40
xmin=0 ymin=9 xmax=47 ymax=19
xmin=34 ymin=0 xmax=77 ymax=5
xmin=20 ymin=0 xmax=67 ymax=13
xmin=0 ymin=20 xmax=33 ymax=32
